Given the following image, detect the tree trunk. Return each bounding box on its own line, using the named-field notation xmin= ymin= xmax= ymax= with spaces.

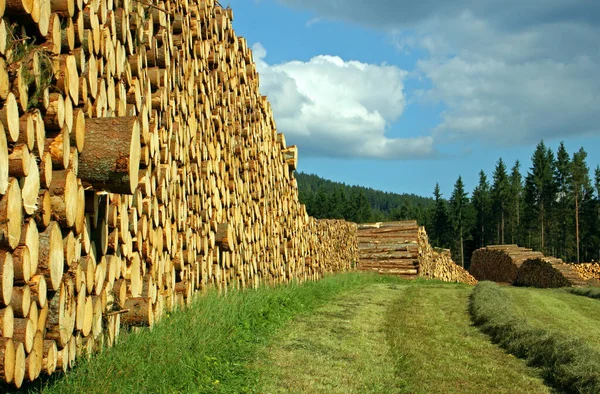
xmin=460 ymin=233 xmax=464 ymax=268
xmin=575 ymin=193 xmax=580 ymax=264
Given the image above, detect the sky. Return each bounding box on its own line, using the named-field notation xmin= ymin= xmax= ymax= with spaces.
xmin=225 ymin=0 xmax=600 ymax=198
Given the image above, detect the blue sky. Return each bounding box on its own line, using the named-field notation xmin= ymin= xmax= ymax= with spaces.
xmin=226 ymin=0 xmax=600 ymax=198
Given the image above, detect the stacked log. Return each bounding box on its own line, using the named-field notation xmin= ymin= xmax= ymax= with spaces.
xmin=0 ymin=0 xmax=358 ymax=387
xmin=569 ymin=263 xmax=600 ymax=281
xmin=416 ymin=227 xmax=477 ymax=285
xmin=469 ymin=245 xmax=545 ymax=283
xmin=357 ymin=220 xmax=476 ymax=284
xmin=516 ymin=257 xmax=589 ymax=288
xmin=357 ymin=221 xmax=420 ymax=278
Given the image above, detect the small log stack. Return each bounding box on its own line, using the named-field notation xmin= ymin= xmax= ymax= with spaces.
xmin=0 ymin=0 xmax=359 ymax=387
xmin=357 ymin=221 xmax=420 ymax=278
xmin=357 ymin=220 xmax=476 ymax=284
xmin=516 ymin=257 xmax=589 ymax=288
xmin=569 ymin=263 xmax=600 ymax=282
xmin=469 ymin=245 xmax=545 ymax=283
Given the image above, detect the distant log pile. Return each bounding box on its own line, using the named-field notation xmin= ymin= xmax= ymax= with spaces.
xmin=0 ymin=0 xmax=357 ymax=387
xmin=471 ymin=245 xmax=591 ymax=287
xmin=357 ymin=221 xmax=420 ymax=278
xmin=515 ymin=257 xmax=589 ymax=288
xmin=357 ymin=220 xmax=476 ymax=284
xmin=469 ymin=245 xmax=545 ymax=283
xmin=569 ymin=263 xmax=600 ymax=282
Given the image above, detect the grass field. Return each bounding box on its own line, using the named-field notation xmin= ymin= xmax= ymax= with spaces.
xmin=255 ymin=281 xmax=548 ymax=393
xmin=506 ymin=287 xmax=600 ymax=350
xmin=19 ymin=273 xmax=400 ymax=394
xmin=16 ymin=274 xmax=600 ymax=393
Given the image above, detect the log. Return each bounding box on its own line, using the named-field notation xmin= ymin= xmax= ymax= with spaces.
xmin=78 ymin=117 xmax=141 ymax=194
xmin=38 ymin=222 xmax=64 ymax=291
xmin=0 ymin=178 xmax=22 ymax=250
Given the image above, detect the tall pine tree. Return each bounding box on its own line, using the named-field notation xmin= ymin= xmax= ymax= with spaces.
xmin=431 ymin=183 xmax=451 ymax=248
xmin=492 ymin=158 xmax=510 ymax=244
xmin=509 ymin=161 xmax=523 ymax=245
xmin=471 ymin=171 xmax=492 ymax=248
xmin=554 ymin=142 xmax=572 ymax=260
xmin=524 ymin=141 xmax=556 ymax=253
xmin=449 ymin=176 xmax=472 ymax=267
xmin=571 ymin=148 xmax=592 ymax=263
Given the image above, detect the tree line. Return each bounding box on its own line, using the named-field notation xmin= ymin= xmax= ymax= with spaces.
xmin=295 ymin=172 xmax=434 ymax=225
xmin=296 ymin=140 xmax=600 ymax=267
xmin=431 ymin=140 xmax=600 ymax=267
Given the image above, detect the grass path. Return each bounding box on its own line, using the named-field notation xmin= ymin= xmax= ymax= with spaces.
xmin=255 ymin=282 xmax=550 ymax=394
xmin=506 ymin=287 xmax=600 ymax=349
xmin=256 ymin=283 xmax=403 ymax=393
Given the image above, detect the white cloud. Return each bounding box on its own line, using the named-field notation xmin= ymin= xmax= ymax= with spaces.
xmin=276 ymin=0 xmax=600 ymax=147
xmin=252 ymin=43 xmax=435 ymax=159
xmin=306 ymin=17 xmax=322 ymax=27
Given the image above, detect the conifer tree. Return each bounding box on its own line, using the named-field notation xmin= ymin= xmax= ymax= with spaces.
xmin=492 ymin=158 xmax=510 ymax=244
xmin=472 ymin=171 xmax=492 ymax=248
xmin=449 ymin=176 xmax=472 ymax=267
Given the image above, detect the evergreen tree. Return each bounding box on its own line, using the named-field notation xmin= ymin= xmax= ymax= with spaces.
xmin=449 ymin=176 xmax=472 ymax=267
xmin=554 ymin=142 xmax=572 ymax=260
xmin=471 ymin=171 xmax=492 ymax=248
xmin=509 ymin=161 xmax=523 ymax=245
xmin=524 ymin=141 xmax=556 ymax=253
xmin=571 ymin=148 xmax=592 ymax=263
xmin=492 ymin=158 xmax=511 ymax=244
xmin=431 ymin=183 xmax=451 ymax=248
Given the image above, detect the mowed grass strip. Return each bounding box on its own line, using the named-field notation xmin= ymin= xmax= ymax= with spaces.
xmin=470 ymin=282 xmax=600 ymax=393
xmin=256 ymin=280 xmax=548 ymax=394
xmin=255 ymin=282 xmax=406 ymax=393
xmin=569 ymin=286 xmax=600 ymax=301
xmin=505 ymin=287 xmax=600 ymax=350
xmin=18 ymin=273 xmax=399 ymax=394
xmin=387 ymin=283 xmax=550 ymax=394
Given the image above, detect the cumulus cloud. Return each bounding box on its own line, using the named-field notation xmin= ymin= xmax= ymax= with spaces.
xmin=252 ymin=43 xmax=435 ymax=159
xmin=277 ymin=0 xmax=600 ymax=146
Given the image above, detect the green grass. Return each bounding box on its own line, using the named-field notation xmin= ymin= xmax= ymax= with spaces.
xmin=470 ymin=281 xmax=600 ymax=393
xmin=21 ymin=273 xmax=401 ymax=394
xmin=255 ymin=282 xmax=406 ymax=393
xmin=569 ymin=286 xmax=600 ymax=301
xmin=386 ymin=282 xmax=549 ymax=394
xmin=255 ymin=280 xmax=549 ymax=394
xmin=506 ymin=287 xmax=600 ymax=349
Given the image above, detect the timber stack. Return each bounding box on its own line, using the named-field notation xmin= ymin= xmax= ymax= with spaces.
xmin=516 ymin=257 xmax=589 ymax=288
xmin=357 ymin=221 xmax=420 ymax=278
xmin=469 ymin=245 xmax=545 ymax=283
xmin=569 ymin=263 xmax=600 ymax=283
xmin=416 ymin=227 xmax=477 ymax=285
xmin=0 ymin=0 xmax=358 ymax=387
xmin=471 ymin=245 xmax=592 ymax=287
xmin=357 ymin=220 xmax=476 ymax=284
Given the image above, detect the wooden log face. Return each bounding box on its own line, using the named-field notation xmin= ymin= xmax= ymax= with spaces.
xmin=78 ymin=117 xmax=140 ymax=194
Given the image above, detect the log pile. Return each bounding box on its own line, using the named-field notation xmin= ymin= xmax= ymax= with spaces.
xmin=0 ymin=0 xmax=358 ymax=387
xmin=357 ymin=220 xmax=476 ymax=284
xmin=469 ymin=245 xmax=545 ymax=283
xmin=416 ymin=227 xmax=477 ymax=285
xmin=515 ymin=257 xmax=589 ymax=288
xmin=357 ymin=221 xmax=420 ymax=278
xmin=569 ymin=263 xmax=600 ymax=282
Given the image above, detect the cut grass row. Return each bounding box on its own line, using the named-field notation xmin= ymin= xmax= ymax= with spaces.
xmin=256 ymin=281 xmax=549 ymax=393
xmin=569 ymin=286 xmax=600 ymax=301
xmin=470 ymin=282 xmax=600 ymax=394
xmin=19 ymin=273 xmax=402 ymax=394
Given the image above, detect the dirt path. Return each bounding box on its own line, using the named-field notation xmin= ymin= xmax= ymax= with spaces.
xmin=254 ymin=282 xmax=550 ymax=394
